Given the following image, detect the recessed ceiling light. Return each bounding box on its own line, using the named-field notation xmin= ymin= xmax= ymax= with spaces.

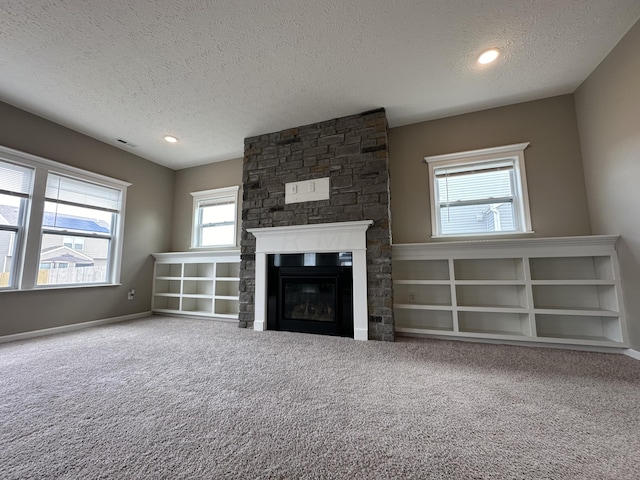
xmin=478 ymin=48 xmax=500 ymax=65
xmin=164 ymin=135 xmax=178 ymax=143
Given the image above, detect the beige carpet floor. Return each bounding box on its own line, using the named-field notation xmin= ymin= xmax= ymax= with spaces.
xmin=1 ymin=315 xmax=639 ymax=479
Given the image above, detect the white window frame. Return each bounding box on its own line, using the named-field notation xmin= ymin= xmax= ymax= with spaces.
xmin=0 ymin=160 xmax=33 ymax=289
xmin=190 ymin=186 xmax=239 ymax=249
xmin=0 ymin=145 xmax=130 ymax=290
xmin=424 ymin=143 xmax=533 ymax=239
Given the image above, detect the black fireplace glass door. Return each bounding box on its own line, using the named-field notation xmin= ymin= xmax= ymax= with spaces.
xmin=283 ymin=279 xmax=336 ymax=323
xmin=267 ymin=255 xmax=353 ymax=337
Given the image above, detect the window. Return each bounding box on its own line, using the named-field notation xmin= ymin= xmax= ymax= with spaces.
xmin=0 ymin=145 xmax=129 ymax=290
xmin=191 ymin=186 xmax=239 ymax=248
xmin=63 ymin=236 xmax=85 ymax=250
xmin=425 ymin=143 xmax=532 ymax=238
xmin=38 ymin=174 xmax=122 ymax=286
xmin=0 ymin=160 xmax=33 ymax=288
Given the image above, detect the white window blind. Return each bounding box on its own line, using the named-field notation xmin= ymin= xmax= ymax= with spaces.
xmin=0 ymin=160 xmax=33 ymax=197
xmin=435 ymin=160 xmax=514 ymax=204
xmin=435 ymin=160 xmax=517 ymax=235
xmin=45 ymin=174 xmax=121 ymax=212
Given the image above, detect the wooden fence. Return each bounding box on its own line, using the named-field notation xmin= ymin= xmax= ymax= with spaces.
xmin=38 ymin=266 xmax=107 ymax=285
xmin=0 ymin=266 xmax=106 ymax=287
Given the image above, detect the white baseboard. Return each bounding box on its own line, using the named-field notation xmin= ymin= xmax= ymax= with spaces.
xmin=396 ymin=331 xmax=627 ymax=355
xmin=624 ymin=348 xmax=640 ymax=361
xmin=0 ymin=311 xmax=152 ymax=344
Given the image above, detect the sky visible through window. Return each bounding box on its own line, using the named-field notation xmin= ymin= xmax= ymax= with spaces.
xmin=201 ymin=203 xmax=235 ymax=246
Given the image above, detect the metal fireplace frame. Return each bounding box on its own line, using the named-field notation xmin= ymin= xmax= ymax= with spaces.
xmin=267 ymin=257 xmax=354 ymax=337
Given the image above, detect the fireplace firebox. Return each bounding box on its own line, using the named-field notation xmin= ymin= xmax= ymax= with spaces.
xmin=267 ymin=253 xmax=353 ymax=337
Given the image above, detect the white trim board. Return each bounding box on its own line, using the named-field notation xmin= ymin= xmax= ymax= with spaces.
xmin=398 ymin=332 xmax=640 ymax=361
xmin=423 ymin=143 xmax=530 ymax=164
xmin=624 ymin=349 xmax=640 ymax=361
xmin=397 ymin=332 xmax=628 ymax=354
xmin=0 ymin=311 xmax=151 ymax=344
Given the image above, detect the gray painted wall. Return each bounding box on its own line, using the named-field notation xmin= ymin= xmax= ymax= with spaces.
xmin=170 ymin=96 xmax=592 ymax=252
xmin=575 ymin=19 xmax=640 ymax=350
xmin=388 ymin=95 xmax=592 ymax=244
xmin=171 ymin=158 xmax=243 ymax=251
xmin=0 ymin=101 xmax=174 ymax=337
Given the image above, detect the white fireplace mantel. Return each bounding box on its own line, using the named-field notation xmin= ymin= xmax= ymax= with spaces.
xmin=248 ymin=220 xmax=373 ymax=340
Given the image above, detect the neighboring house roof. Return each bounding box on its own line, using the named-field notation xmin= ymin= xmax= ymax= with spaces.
xmin=43 ymin=213 xmax=110 ymax=233
xmin=0 ymin=205 xmax=109 ymax=233
xmin=40 ymin=246 xmax=94 ymax=264
xmin=0 ymin=205 xmax=18 ymax=225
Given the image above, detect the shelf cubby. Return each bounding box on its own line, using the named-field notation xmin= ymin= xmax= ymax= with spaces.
xmin=155 ymin=263 xmax=182 ymax=278
xmin=457 ymin=311 xmax=530 ymax=337
xmin=392 ymin=259 xmax=449 ymax=281
xmin=215 ymin=279 xmax=240 ymax=297
xmin=529 ymin=256 xmax=613 ymax=281
xmin=216 ymin=262 xmax=240 ymax=279
xmin=394 ymin=308 xmax=454 ymax=332
xmin=184 ymin=262 xmax=214 ymax=278
xmin=394 ymin=283 xmax=451 ymax=306
xmin=182 ymin=279 xmax=213 ymax=296
xmin=214 ymin=298 xmax=239 ymax=317
xmin=535 ymin=314 xmax=623 ymax=343
xmin=456 ymin=284 xmax=528 ymax=309
xmin=454 ymin=258 xmax=524 ymax=281
xmin=153 ymin=296 xmax=180 ymax=311
xmin=532 ymin=284 xmax=617 ymax=312
xmin=154 ymin=279 xmax=181 ymax=295
xmin=181 ymin=297 xmax=213 ymax=314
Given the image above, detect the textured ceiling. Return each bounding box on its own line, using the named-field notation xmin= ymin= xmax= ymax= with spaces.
xmin=1 ymin=1 xmax=639 ymax=170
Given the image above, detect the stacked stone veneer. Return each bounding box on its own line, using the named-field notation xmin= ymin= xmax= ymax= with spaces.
xmin=239 ymin=108 xmax=394 ymax=341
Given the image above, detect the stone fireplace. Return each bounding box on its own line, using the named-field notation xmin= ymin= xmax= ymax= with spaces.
xmin=239 ymin=109 xmax=393 ymax=341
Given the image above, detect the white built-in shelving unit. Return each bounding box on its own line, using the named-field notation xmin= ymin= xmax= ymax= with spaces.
xmin=152 ymin=251 xmax=240 ymax=320
xmin=392 ymin=236 xmax=628 ymax=348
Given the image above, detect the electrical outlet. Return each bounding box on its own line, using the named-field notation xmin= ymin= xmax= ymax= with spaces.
xmin=127 ymin=289 xmax=135 ymax=300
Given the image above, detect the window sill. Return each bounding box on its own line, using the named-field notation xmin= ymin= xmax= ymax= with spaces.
xmin=430 ymin=231 xmax=535 ymax=242
xmin=0 ymin=283 xmax=121 ymax=294
xmin=189 ymin=245 xmax=238 ymax=251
